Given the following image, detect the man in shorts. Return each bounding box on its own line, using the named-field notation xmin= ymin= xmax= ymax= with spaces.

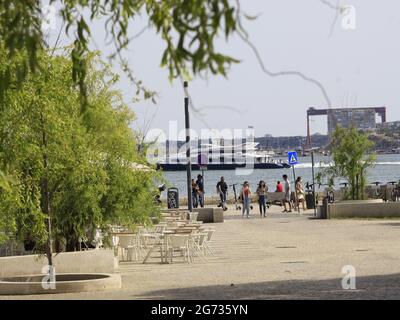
xmin=282 ymin=174 xmax=292 ymax=213
xmin=216 ymin=176 xmax=228 ymax=211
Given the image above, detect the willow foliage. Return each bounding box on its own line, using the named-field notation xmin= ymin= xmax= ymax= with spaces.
xmin=0 ymin=46 xmax=159 ymax=251
xmin=0 ymin=0 xmax=241 ymax=109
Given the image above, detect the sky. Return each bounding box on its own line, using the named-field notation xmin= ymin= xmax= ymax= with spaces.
xmin=48 ymin=0 xmax=400 ymax=140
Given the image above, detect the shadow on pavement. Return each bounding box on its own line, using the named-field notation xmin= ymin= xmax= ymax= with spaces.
xmin=132 ymin=273 xmax=400 ymax=300
xmin=223 ymin=211 xmax=313 ymax=221
xmin=378 ymin=222 xmax=400 ymax=227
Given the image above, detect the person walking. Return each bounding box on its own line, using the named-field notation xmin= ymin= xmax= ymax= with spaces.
xmin=256 ymin=180 xmax=268 ymax=218
xmin=282 ymin=174 xmax=292 ymax=213
xmin=191 ymin=178 xmax=199 ymax=208
xmin=295 ymin=176 xmax=306 ymax=212
xmin=196 ymin=174 xmax=205 ymax=208
xmin=216 ymin=176 xmax=228 ymax=211
xmin=240 ymin=181 xmax=252 ymax=218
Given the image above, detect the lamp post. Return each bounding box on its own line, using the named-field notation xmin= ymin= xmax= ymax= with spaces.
xmin=184 ymin=81 xmax=193 ymax=212
xmin=311 ymin=148 xmax=317 ymax=217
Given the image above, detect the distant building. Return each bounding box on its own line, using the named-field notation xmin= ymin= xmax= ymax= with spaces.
xmin=306 ymin=107 xmax=386 ymax=146
xmin=377 ymin=121 xmax=400 ymax=131
xmin=327 ymin=108 xmax=377 ymax=135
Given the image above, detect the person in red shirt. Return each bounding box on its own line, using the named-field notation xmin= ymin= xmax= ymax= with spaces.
xmin=275 ymin=181 xmax=283 ymax=193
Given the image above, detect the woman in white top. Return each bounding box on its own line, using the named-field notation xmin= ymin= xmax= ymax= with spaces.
xmin=295 ymin=176 xmax=306 ymax=212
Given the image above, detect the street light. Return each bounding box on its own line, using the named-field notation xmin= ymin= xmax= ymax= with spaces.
xmin=305 ymin=147 xmax=319 ymax=217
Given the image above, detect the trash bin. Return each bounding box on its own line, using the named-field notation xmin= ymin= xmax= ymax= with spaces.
xmin=320 ymin=197 xmax=329 ymax=219
xmin=167 ymin=187 xmax=179 ymax=209
xmin=306 ymin=191 xmax=315 ymax=210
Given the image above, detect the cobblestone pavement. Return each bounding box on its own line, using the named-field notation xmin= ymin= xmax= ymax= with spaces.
xmin=2 ymin=206 xmax=400 ymax=299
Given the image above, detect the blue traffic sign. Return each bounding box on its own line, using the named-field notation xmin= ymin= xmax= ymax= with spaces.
xmin=288 ymin=151 xmax=299 ymax=165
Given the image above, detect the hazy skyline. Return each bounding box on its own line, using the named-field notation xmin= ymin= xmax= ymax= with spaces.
xmin=49 ymin=0 xmax=400 ymax=140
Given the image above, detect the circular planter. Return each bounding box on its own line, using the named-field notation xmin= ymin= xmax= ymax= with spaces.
xmin=0 ymin=273 xmax=121 ymax=295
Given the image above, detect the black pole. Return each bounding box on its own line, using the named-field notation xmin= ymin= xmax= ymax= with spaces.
xmin=184 ymin=81 xmax=193 ymax=212
xmin=292 ymin=164 xmax=298 ymax=212
xmin=311 ymin=150 xmax=317 ymax=217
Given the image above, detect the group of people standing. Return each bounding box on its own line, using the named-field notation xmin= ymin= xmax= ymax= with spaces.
xmin=280 ymin=175 xmax=306 ymax=213
xmin=192 ymin=174 xmax=307 ymax=214
xmin=237 ymin=180 xmax=268 ymax=219
xmin=216 ymin=175 xmax=307 ymax=218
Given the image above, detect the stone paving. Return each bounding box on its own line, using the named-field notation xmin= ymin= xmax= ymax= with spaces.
xmin=2 ymin=205 xmax=400 ymax=299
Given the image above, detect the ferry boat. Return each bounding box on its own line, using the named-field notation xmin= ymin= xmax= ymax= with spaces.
xmin=156 ymin=140 xmax=291 ymax=171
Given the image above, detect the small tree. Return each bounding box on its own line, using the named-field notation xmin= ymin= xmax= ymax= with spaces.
xmin=317 ymin=126 xmax=376 ymax=200
xmin=0 ymin=47 xmax=161 ymax=264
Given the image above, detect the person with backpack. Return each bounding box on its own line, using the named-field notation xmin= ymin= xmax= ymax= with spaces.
xmin=240 ymin=181 xmax=252 ymax=218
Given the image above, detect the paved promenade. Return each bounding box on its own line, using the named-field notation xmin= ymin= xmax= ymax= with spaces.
xmin=2 ymin=205 xmax=400 ymax=299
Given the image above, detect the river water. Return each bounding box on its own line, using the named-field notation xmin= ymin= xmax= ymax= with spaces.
xmin=162 ymin=154 xmax=400 ymax=197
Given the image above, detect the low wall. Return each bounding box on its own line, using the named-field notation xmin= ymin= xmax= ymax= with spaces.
xmin=165 ymin=192 xmax=289 ymax=206
xmin=171 ymin=196 xmax=235 ymax=206
xmin=163 ymin=208 xmax=224 ymax=223
xmin=194 ymin=208 xmax=224 ymax=223
xmin=0 ymin=249 xmax=118 ymax=278
xmin=164 ymin=191 xmax=328 ymax=207
xmin=0 ymin=273 xmax=122 ymax=295
xmin=328 ymin=201 xmax=400 ymax=218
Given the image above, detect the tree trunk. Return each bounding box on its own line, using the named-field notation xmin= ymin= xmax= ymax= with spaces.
xmin=41 ymin=113 xmax=53 ymax=267
xmin=360 ymin=170 xmax=365 ymax=200
xmin=355 ymin=174 xmax=359 ymax=200
xmin=351 ymin=177 xmax=355 ymax=200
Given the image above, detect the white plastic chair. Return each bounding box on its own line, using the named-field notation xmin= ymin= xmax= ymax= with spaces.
xmin=180 ymin=212 xmax=188 ymax=220
xmin=140 ymin=227 xmax=162 ymax=248
xmin=166 ymin=234 xmax=191 ymax=263
xmin=190 ymin=212 xmax=199 ymax=222
xmin=190 ymin=232 xmax=208 ymax=262
xmin=112 ymin=235 xmax=119 ymax=247
xmin=92 ymin=229 xmax=103 ymax=249
xmin=117 ymin=235 xmax=135 ymax=261
xmin=155 ymin=225 xmax=166 ymax=234
xmin=203 ymin=229 xmax=215 ymax=256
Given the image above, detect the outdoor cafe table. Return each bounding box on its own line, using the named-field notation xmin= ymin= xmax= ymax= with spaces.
xmin=164 ymin=217 xmax=182 ymax=222
xmin=142 ymin=228 xmax=197 ymax=264
xmin=111 ymin=232 xmax=136 ymax=246
xmin=142 ymin=233 xmax=165 ymax=264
